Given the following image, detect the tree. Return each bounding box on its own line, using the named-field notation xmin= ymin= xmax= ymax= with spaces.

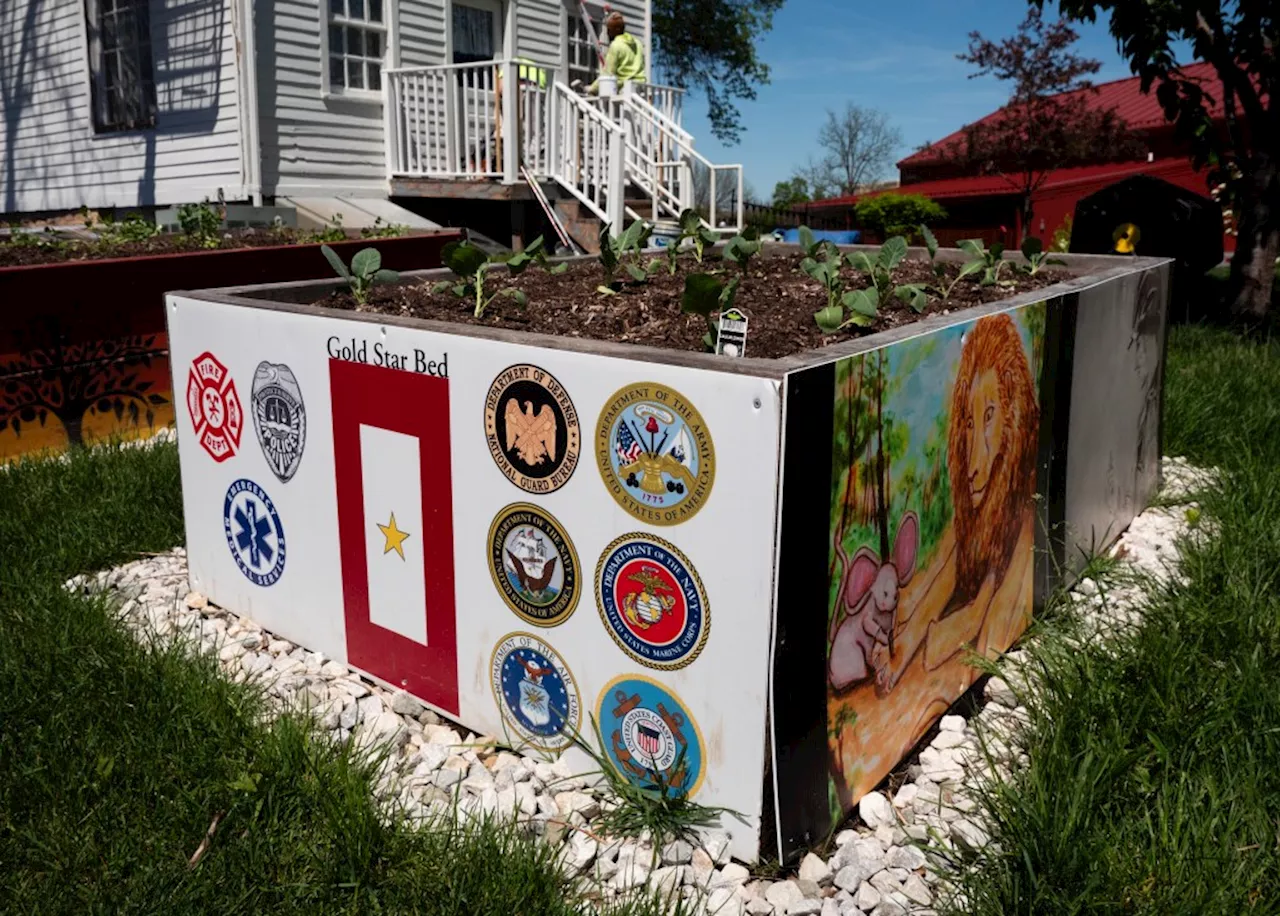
xmin=797 ymin=104 xmax=903 ymax=198
xmin=771 ymin=177 xmax=812 ymax=208
xmin=1042 ymin=0 xmax=1277 ymax=317
xmin=651 ymin=0 xmax=785 ymax=144
xmin=854 ymin=192 xmax=949 ymax=241
xmin=948 ymin=8 xmax=1144 ymax=239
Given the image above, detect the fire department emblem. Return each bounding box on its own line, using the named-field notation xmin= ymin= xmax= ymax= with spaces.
xmin=596 ymin=534 xmax=709 ymax=669
xmin=488 ymin=504 xmax=580 ymax=627
xmin=251 ymin=361 xmax=306 ymax=482
xmin=484 ymin=364 xmax=580 ymax=494
xmin=596 ymin=675 xmax=705 ymax=798
xmin=491 ymin=633 xmax=581 ymax=752
xmin=223 ymin=478 xmax=286 ymax=587
xmin=187 ymin=351 xmax=243 ymax=462
xmin=595 ymin=383 xmax=715 ymax=525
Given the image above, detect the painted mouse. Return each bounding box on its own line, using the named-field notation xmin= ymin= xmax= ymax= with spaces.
xmin=827 ymin=511 xmax=920 ymax=693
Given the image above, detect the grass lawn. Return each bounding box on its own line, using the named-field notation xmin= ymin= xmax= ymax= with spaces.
xmin=949 ymin=323 xmax=1280 ymax=914
xmin=0 ymin=444 xmax=672 ymax=915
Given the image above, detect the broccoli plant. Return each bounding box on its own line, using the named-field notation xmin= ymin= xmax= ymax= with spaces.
xmin=678 ymin=208 xmax=719 ymax=263
xmin=802 ymin=244 xmax=881 ymax=333
xmin=847 ymin=236 xmax=908 ymax=300
xmin=958 ymin=238 xmax=1013 ymax=286
xmin=598 ymin=221 xmax=654 ymax=293
xmin=1016 ymin=236 xmax=1066 ymax=276
xmin=177 ymin=201 xmax=223 ymax=248
xmin=432 ymin=239 xmax=531 ymax=317
xmin=723 ymin=228 xmax=762 ymax=274
xmin=918 ymin=225 xmax=984 ymax=301
xmin=322 ymin=245 xmax=400 ymax=306
xmin=681 ymin=272 xmax=741 ymax=351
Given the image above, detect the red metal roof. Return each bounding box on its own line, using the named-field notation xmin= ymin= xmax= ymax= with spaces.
xmin=898 ymin=62 xmax=1224 ymax=168
xmin=807 ymin=157 xmax=1209 ymax=210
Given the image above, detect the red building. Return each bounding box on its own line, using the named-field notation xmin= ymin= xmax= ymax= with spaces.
xmin=811 ymin=63 xmax=1232 ymax=251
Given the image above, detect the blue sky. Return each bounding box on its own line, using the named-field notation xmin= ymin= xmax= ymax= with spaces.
xmin=676 ymin=0 xmax=1142 ymax=200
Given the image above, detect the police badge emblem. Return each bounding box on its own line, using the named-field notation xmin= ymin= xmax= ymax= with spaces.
xmin=251 ymin=361 xmax=306 ymax=482
xmin=490 ymin=633 xmax=581 ymax=751
xmin=596 ymin=533 xmax=709 ymax=669
xmin=596 ymin=675 xmax=705 ymax=798
xmin=595 ymin=383 xmax=715 ymax=525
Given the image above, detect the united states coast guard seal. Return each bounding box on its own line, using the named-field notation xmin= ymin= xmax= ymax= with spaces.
xmin=595 ymin=533 xmax=709 ymax=669
xmin=595 ymin=383 xmax=714 ymax=525
xmin=491 ymin=633 xmax=581 ymax=751
xmin=596 ymin=675 xmax=705 ymax=798
xmin=488 ymin=504 xmax=580 ymax=627
xmin=251 ymin=361 xmax=306 ymax=482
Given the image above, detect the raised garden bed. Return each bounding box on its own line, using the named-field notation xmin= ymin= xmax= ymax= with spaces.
xmin=165 ymin=244 xmax=1171 ymax=863
xmin=0 ymin=231 xmax=459 ymax=461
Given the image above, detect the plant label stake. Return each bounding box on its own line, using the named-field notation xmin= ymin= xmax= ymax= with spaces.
xmin=716 ymin=308 xmax=749 ymax=357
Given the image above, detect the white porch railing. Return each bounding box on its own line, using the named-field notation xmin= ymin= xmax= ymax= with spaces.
xmin=633 ymin=83 xmax=684 ymax=126
xmin=549 ymin=82 xmax=625 ymax=229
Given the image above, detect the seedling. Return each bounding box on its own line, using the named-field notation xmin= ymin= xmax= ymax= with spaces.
xmin=682 ymin=272 xmax=741 ymax=352
xmin=322 ymin=245 xmax=400 ymax=306
xmin=920 ymin=225 xmax=984 ymax=300
xmin=958 ymin=237 xmax=1012 ymax=286
xmin=802 ymin=245 xmax=881 ymax=332
xmin=723 ymin=227 xmax=762 ymax=274
xmin=678 ymin=208 xmax=719 ymax=263
xmin=433 ymin=239 xmax=529 ymax=317
xmin=1017 ymin=236 xmax=1066 ymax=276
xmin=177 ymin=201 xmax=222 ymax=248
xmin=847 ymin=236 xmax=908 ymax=301
xmin=598 ymin=221 xmax=654 ymax=293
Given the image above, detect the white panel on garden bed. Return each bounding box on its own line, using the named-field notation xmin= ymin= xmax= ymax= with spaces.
xmin=167 ymin=294 xmax=782 ymax=861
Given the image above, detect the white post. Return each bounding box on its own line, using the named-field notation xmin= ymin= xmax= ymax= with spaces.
xmin=383 ymin=73 xmax=398 ymax=178
xmin=548 ymin=84 xmax=561 ymax=181
xmin=502 ymin=60 xmax=519 ymax=183
xmin=737 ymin=167 xmax=744 ymax=231
xmin=607 ymin=126 xmax=626 ymax=234
xmin=709 ymin=168 xmax=717 ymax=230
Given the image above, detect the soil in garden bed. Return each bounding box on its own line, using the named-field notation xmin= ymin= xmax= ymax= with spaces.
xmin=0 ymin=228 xmax=397 ymax=268
xmin=320 ymin=252 xmax=1070 ymax=359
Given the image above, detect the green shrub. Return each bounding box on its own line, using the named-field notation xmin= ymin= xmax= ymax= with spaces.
xmin=854 ymin=192 xmax=947 ymax=242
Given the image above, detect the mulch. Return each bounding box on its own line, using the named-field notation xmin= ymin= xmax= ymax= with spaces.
xmin=0 ymin=229 xmax=339 ymax=268
xmin=317 ymin=252 xmax=1070 ymax=359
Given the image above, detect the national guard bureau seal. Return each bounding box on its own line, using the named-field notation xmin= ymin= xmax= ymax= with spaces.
xmin=596 ymin=533 xmax=709 ymax=669
xmin=491 ymin=633 xmax=581 ymax=752
xmin=596 ymin=382 xmax=714 ymax=525
xmin=488 ymin=504 xmax=580 ymax=627
xmin=484 ymin=364 xmax=580 ymax=494
xmin=596 ymin=675 xmax=705 ymax=798
xmin=251 ymin=361 xmax=306 ymax=482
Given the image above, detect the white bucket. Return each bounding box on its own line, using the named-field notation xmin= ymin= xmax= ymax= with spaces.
xmin=597 ymin=75 xmax=617 ymax=97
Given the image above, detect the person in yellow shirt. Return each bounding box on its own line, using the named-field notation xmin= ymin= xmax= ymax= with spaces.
xmin=588 ymin=12 xmax=646 ymax=93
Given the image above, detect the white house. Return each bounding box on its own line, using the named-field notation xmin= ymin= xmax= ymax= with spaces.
xmin=0 ymin=0 xmax=742 ymax=244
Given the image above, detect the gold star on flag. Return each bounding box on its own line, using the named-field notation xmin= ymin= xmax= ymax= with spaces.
xmin=377 ymin=512 xmax=411 ymax=560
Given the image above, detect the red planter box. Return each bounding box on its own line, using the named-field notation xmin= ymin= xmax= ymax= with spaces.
xmin=0 ymin=231 xmax=460 ymax=459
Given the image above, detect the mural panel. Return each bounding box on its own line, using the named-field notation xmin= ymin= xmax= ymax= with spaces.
xmin=824 ymin=305 xmax=1046 ymax=815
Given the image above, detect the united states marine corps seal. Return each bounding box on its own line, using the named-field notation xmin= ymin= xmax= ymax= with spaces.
xmin=596 ymin=383 xmax=714 ymax=525
xmin=251 ymin=361 xmax=306 ymax=482
xmin=484 ymin=364 xmax=580 ymax=493
xmin=488 ymin=504 xmax=580 ymax=627
xmin=596 ymin=533 xmax=708 ymax=669
xmin=491 ymin=633 xmax=581 ymax=752
xmin=596 ymin=675 xmax=705 ymax=798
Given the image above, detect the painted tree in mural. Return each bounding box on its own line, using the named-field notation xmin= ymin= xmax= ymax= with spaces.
xmin=0 ymin=327 xmax=167 ymax=446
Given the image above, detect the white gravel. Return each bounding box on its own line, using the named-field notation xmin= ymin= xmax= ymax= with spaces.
xmin=66 ymin=455 xmax=1216 ymax=915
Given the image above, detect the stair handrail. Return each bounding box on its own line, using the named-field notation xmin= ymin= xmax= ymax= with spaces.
xmin=548 ymin=81 xmax=627 ymax=233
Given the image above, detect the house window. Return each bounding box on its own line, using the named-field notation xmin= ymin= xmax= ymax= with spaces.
xmin=328 ymin=0 xmax=386 ymax=93
xmin=451 ymin=2 xmax=498 ymax=65
xmin=85 ymin=0 xmax=157 ymax=132
xmin=566 ymin=3 xmax=603 ymax=85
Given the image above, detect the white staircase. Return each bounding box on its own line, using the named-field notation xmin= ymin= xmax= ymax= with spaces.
xmin=385 ymin=61 xmax=744 ymax=238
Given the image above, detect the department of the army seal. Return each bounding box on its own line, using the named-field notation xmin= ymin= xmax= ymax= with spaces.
xmin=488 ymin=504 xmax=580 ymax=627
xmin=484 ymin=364 xmax=580 ymax=494
xmin=490 ymin=632 xmax=581 ymax=752
xmin=251 ymin=361 xmax=306 ymax=482
xmin=596 ymin=383 xmax=715 ymax=525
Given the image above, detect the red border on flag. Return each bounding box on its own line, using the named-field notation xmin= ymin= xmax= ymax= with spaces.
xmin=331 ymin=358 xmax=459 ymax=715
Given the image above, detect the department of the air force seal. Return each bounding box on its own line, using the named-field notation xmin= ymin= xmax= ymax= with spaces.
xmin=251 ymin=361 xmax=306 ymax=482
xmin=596 ymin=675 xmax=705 ymax=797
xmin=488 ymin=504 xmax=580 ymax=627
xmin=596 ymin=534 xmax=708 ymax=669
xmin=595 ymin=383 xmax=714 ymax=525
xmin=484 ymin=364 xmax=580 ymax=494
xmin=223 ymin=478 xmax=286 ymax=586
xmin=187 ymin=351 xmax=243 ymax=462
xmin=491 ymin=633 xmax=581 ymax=751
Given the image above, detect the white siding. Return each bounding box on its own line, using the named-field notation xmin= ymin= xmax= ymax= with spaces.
xmin=0 ymin=0 xmax=246 ymax=214
xmin=519 ymin=0 xmax=648 ymax=78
